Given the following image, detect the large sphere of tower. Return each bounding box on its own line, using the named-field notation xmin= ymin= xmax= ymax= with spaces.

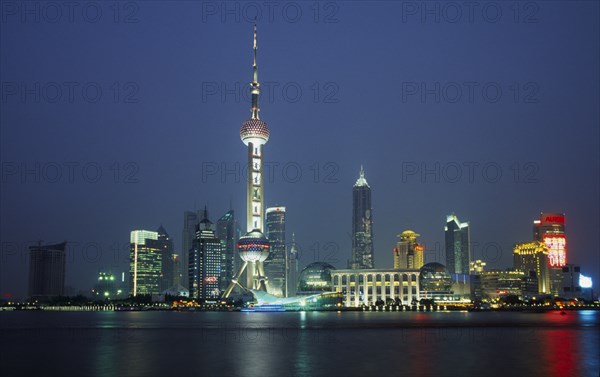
xmin=237 ymin=229 xmax=270 ymax=262
xmin=240 ymin=119 xmax=270 ymax=146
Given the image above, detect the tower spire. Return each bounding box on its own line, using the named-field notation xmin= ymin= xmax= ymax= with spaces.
xmin=251 ymin=22 xmax=260 ymax=120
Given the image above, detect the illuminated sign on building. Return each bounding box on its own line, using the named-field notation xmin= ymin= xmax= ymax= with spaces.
xmin=540 ymin=213 xmax=565 ymax=225
xmin=544 ymin=235 xmax=566 ymax=267
xmin=579 ymin=274 xmax=592 ymax=289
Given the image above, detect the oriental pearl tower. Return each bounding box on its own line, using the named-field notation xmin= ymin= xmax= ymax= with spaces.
xmin=222 ymin=24 xmax=270 ymax=298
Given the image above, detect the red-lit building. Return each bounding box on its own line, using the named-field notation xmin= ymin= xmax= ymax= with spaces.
xmin=533 ymin=213 xmax=567 ymax=268
xmin=532 ymin=213 xmax=568 ymax=296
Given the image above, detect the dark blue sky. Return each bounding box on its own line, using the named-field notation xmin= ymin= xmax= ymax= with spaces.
xmin=1 ymin=1 xmax=598 ymax=298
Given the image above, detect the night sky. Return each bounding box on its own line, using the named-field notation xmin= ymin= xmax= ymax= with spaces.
xmin=1 ymin=1 xmax=598 ymax=298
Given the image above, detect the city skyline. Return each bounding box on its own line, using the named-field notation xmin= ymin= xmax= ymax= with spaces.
xmin=1 ymin=4 xmax=598 ymax=299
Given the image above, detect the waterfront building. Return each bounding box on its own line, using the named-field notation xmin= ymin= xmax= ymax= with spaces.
xmin=182 ymin=210 xmax=202 ymax=289
xmin=393 ymin=230 xmax=424 ymax=270
xmin=513 ymin=241 xmax=551 ymax=294
xmin=351 ymin=166 xmax=374 ymax=269
xmin=331 ymin=268 xmax=420 ymax=307
xmin=130 ymin=230 xmax=162 ymax=296
xmin=188 ymin=208 xmax=223 ymax=301
xmin=419 ymin=262 xmax=452 ymax=298
xmin=298 ymin=262 xmax=335 ymax=294
xmin=445 ymin=214 xmax=470 ymax=276
xmin=559 ymin=264 xmax=582 ymax=299
xmin=28 ymin=241 xmax=67 ymax=300
xmin=533 ymin=212 xmax=567 ymax=267
xmin=216 ymin=210 xmax=236 ymax=292
xmin=156 ymin=225 xmax=175 ymax=291
xmin=265 ymin=206 xmax=287 ymax=297
xmin=287 ymin=233 xmax=299 ymax=297
xmin=479 ymin=269 xmax=525 ymax=300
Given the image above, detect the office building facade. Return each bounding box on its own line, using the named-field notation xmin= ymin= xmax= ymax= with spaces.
xmin=513 ymin=241 xmax=551 ymax=294
xmin=265 ymin=206 xmax=287 ymax=297
xmin=28 ymin=242 xmax=67 ymax=300
xmin=189 ymin=209 xmax=223 ymax=301
xmin=445 ymin=214 xmax=470 ymax=276
xmin=393 ymin=230 xmax=424 ymax=270
xmin=130 ymin=230 xmax=162 ymax=296
xmin=351 ymin=166 xmax=374 ymax=269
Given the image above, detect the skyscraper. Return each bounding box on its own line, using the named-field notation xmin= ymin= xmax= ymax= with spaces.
xmin=394 ymin=230 xmax=424 ymax=270
xmin=532 ymin=212 xmax=567 ymax=296
xmin=182 ymin=210 xmax=201 ymax=290
xmin=351 ymin=166 xmax=374 ymax=269
xmin=28 ymin=241 xmax=66 ymax=300
xmin=156 ymin=225 xmax=175 ymax=291
xmin=223 ymin=24 xmax=271 ymax=298
xmin=188 ymin=208 xmax=223 ymax=301
xmin=216 ymin=210 xmax=236 ymax=292
xmin=445 ymin=214 xmax=470 ymax=276
xmin=513 ymin=241 xmax=551 ymax=294
xmin=287 ymin=232 xmax=299 ymax=297
xmin=130 ymin=230 xmax=162 ymax=296
xmin=265 ymin=206 xmax=287 ymax=297
xmin=533 ymin=212 xmax=567 ymax=267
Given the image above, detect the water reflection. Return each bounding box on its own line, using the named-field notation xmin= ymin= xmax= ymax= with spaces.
xmin=0 ymin=311 xmax=597 ymax=376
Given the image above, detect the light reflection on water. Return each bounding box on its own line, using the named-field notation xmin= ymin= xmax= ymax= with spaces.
xmin=1 ymin=311 xmax=598 ymax=376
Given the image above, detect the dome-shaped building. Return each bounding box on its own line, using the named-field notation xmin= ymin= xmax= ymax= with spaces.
xmin=297 ymin=262 xmax=336 ymax=293
xmin=419 ymin=262 xmax=452 ymax=293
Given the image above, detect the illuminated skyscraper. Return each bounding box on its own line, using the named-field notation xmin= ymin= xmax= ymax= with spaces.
xmin=223 ymin=24 xmax=271 ymax=298
xmin=533 ymin=212 xmax=567 ymax=267
xmin=287 ymin=232 xmax=299 ymax=297
xmin=28 ymin=241 xmax=66 ymax=300
xmin=351 ymin=166 xmax=374 ymax=269
xmin=394 ymin=230 xmax=424 ymax=270
xmin=513 ymin=241 xmax=551 ymax=294
xmin=265 ymin=206 xmax=287 ymax=297
xmin=188 ymin=208 xmax=223 ymax=300
xmin=445 ymin=214 xmax=470 ymax=276
xmin=216 ymin=210 xmax=236 ymax=292
xmin=130 ymin=230 xmax=162 ymax=296
xmin=532 ymin=212 xmax=567 ymax=296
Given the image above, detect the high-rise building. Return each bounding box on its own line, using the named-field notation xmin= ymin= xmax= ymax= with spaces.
xmin=156 ymin=225 xmax=175 ymax=291
xmin=265 ymin=206 xmax=287 ymax=297
xmin=287 ymin=232 xmax=299 ymax=297
xmin=28 ymin=242 xmax=66 ymax=300
xmin=445 ymin=214 xmax=470 ymax=276
xmin=171 ymin=254 xmax=182 ymax=287
xmin=351 ymin=166 xmax=374 ymax=269
xmin=189 ymin=208 xmax=223 ymax=301
xmin=216 ymin=210 xmax=236 ymax=292
xmin=393 ymin=230 xmax=424 ymax=270
xmin=223 ymin=24 xmax=271 ymax=298
xmin=513 ymin=241 xmax=551 ymax=294
xmin=182 ymin=210 xmax=201 ymax=290
xmin=533 ymin=213 xmax=567 ymax=268
xmin=129 ymin=230 xmax=162 ymax=296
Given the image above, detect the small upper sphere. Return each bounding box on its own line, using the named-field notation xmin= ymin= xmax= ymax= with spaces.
xmin=240 ymin=119 xmax=270 ymax=145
